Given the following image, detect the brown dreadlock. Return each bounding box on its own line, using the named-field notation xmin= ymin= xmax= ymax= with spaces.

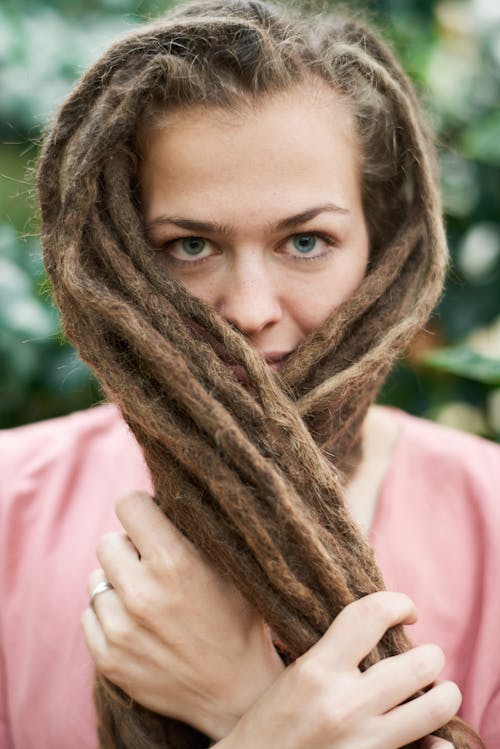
xmin=37 ymin=1 xmax=484 ymax=747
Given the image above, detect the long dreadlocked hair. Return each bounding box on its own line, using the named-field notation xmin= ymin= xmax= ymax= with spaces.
xmin=37 ymin=1 xmax=485 ymax=747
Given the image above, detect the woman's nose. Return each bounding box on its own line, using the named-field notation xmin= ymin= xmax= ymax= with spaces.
xmin=216 ymin=265 xmax=282 ymax=336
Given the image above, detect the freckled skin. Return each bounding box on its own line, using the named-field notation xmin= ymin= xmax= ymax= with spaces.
xmin=140 ymin=84 xmax=369 ymax=362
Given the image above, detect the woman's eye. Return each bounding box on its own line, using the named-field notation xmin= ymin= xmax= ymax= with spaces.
xmin=284 ymin=233 xmax=335 ymax=259
xmin=157 ymin=232 xmax=335 ymax=264
xmin=165 ymin=236 xmax=214 ymax=262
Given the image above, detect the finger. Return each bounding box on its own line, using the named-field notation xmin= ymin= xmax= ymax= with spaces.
xmin=81 ymin=606 xmax=108 ymax=668
xmin=420 ymin=736 xmax=454 ymax=749
xmin=311 ymin=591 xmax=418 ymax=670
xmin=88 ymin=567 xmax=107 ymax=597
xmin=96 ymin=531 xmax=143 ymax=594
xmin=87 ymin=568 xmax=126 ymax=624
xmin=362 ymin=643 xmax=446 ymax=714
xmin=81 ymin=605 xmax=134 ymax=679
xmin=115 ymin=491 xmax=191 ymax=561
xmin=379 ymin=680 xmax=462 ymax=748
xmin=86 ymin=570 xmax=147 ymax=655
xmin=88 ymin=567 xmax=115 ymax=607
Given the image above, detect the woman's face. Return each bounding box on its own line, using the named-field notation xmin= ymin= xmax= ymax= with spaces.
xmin=140 ymin=85 xmax=369 ymax=371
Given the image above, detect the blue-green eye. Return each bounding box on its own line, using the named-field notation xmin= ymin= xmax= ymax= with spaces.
xmin=182 ymin=237 xmax=206 ymax=256
xmin=282 ymin=232 xmax=336 ymax=262
xmin=161 ymin=235 xmax=216 ymax=264
xmin=292 ymin=234 xmax=317 ymax=254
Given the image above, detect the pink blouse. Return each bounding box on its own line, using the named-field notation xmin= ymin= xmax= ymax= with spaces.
xmin=0 ymin=405 xmax=499 ymax=748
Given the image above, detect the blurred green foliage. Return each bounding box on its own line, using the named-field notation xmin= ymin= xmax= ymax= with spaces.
xmin=1 ymin=0 xmax=499 ymax=438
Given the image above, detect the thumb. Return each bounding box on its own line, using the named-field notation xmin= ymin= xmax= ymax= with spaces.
xmin=420 ymin=737 xmax=454 ymax=749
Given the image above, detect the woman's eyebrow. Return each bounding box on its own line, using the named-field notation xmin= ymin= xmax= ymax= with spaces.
xmin=275 ymin=203 xmax=350 ymax=231
xmin=145 ymin=203 xmax=349 ymax=235
xmin=146 ymin=216 xmax=232 ymax=235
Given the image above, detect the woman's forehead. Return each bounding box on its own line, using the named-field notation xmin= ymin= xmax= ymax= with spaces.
xmin=138 ymin=84 xmax=362 ymax=225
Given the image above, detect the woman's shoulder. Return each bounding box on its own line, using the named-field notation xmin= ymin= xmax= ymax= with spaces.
xmin=0 ymin=403 xmax=149 ymax=513
xmin=372 ymin=404 xmax=500 ymax=567
xmin=388 ymin=411 xmax=500 ymax=524
xmin=371 ymin=405 xmax=500 ymax=573
xmin=386 ymin=406 xmax=500 ymax=500
xmin=390 ymin=405 xmax=499 ymax=457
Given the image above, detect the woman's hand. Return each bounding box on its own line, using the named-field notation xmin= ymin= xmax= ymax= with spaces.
xmin=216 ymin=592 xmax=461 ymax=749
xmin=82 ymin=495 xmax=461 ymax=748
xmin=81 ymin=491 xmax=284 ymax=740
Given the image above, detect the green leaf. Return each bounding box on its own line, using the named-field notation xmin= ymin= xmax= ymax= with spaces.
xmin=423 ymin=346 xmax=500 ymax=384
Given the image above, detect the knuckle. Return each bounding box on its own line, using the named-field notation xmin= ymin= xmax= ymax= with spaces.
xmin=96 ymin=531 xmax=121 ymax=562
xmin=361 ymin=593 xmax=389 ymax=622
xmin=293 ymin=655 xmax=325 ymax=693
xmin=292 ymin=658 xmax=359 ymax=737
xmin=319 ymin=687 xmax=364 ymax=739
xmin=123 ymin=585 xmax=154 ymax=621
xmin=116 ymin=490 xmax=147 ymax=507
xmin=319 ymin=699 xmax=353 ymax=737
xmin=103 ymin=619 xmax=131 ymax=647
xmin=359 ymin=591 xmax=414 ymax=624
xmin=149 ymin=543 xmax=179 ymax=575
xmin=413 ymin=644 xmax=445 ymax=683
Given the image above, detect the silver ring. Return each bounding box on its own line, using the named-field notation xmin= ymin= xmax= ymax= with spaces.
xmin=89 ymin=580 xmax=114 ymax=610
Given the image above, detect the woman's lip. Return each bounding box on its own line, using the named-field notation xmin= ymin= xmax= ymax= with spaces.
xmin=261 ymin=352 xmax=293 ymax=372
xmin=268 ymin=360 xmax=285 ymax=372
xmin=259 ymin=351 xmax=293 ymax=364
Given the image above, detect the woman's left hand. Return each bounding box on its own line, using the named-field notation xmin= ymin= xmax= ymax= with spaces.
xmin=81 ymin=491 xmax=284 ymax=741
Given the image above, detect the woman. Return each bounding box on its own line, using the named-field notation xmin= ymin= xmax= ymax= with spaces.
xmin=1 ymin=0 xmax=498 ymax=747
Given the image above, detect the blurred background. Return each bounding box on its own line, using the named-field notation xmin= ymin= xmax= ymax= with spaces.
xmin=0 ymin=0 xmax=499 ymax=438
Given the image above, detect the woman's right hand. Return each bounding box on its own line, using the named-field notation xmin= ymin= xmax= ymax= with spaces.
xmin=216 ymin=591 xmax=461 ymax=749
